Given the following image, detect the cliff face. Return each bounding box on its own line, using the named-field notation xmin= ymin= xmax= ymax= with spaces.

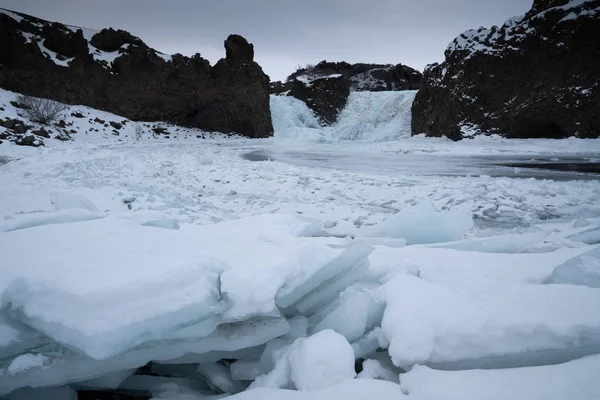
xmin=411 ymin=0 xmax=600 ymax=140
xmin=0 ymin=9 xmax=273 ymax=138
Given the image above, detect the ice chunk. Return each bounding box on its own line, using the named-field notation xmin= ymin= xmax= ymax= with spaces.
xmin=0 ymin=317 xmax=290 ymax=395
xmin=230 ymin=359 xmax=268 ymax=381
xmin=150 ymin=381 xmax=226 ymax=399
xmin=0 ymin=316 xmax=45 ymax=359
xmin=288 ymin=330 xmax=356 ymax=391
xmin=382 ymin=273 xmax=600 ymax=370
xmin=357 ymin=359 xmax=399 ymax=383
xmin=251 ymin=330 xmax=356 ymax=391
xmin=351 ymin=327 xmax=389 ymax=359
xmin=292 ymin=254 xmax=371 ymax=317
xmin=0 ymin=209 xmax=106 ymax=232
xmin=50 ymin=191 xmax=99 ymax=212
xmin=235 ymin=377 xmax=405 ymax=400
xmin=160 ymin=345 xmax=265 ymax=365
xmin=567 ymin=226 xmax=600 ymax=245
xmin=142 ymin=219 xmax=181 ymax=230
xmin=6 ymin=353 xmax=50 ymax=375
xmin=196 ymin=363 xmax=246 ymax=394
xmin=311 ymin=285 xmax=384 ymax=343
xmin=573 ymin=218 xmax=591 ymax=228
xmin=6 ymin=385 xmax=77 ymax=400
xmin=400 ymin=355 xmax=600 ymax=400
xmin=118 ymin=375 xmax=209 ymax=396
xmin=366 ymin=202 xmax=473 ymax=244
xmin=276 ymin=242 xmax=372 ymax=309
xmin=430 ymin=230 xmax=554 ymax=253
xmin=369 ymin=245 xmax=588 ymax=286
xmin=283 ymin=316 xmax=308 ymax=341
xmin=549 ymin=247 xmax=600 ymax=288
xmin=71 ymin=368 xmax=137 ymax=391
xmin=260 ymin=338 xmax=292 ymax=371
xmin=3 ymin=268 xmax=221 ymax=359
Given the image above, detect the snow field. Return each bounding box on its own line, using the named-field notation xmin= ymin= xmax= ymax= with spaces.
xmin=1 ymin=87 xmax=600 ymax=398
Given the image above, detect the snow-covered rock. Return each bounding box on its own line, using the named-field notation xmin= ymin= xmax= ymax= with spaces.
xmin=412 ymin=0 xmax=600 ymax=139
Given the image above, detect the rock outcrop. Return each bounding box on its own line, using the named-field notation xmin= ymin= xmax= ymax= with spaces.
xmin=278 ymin=61 xmax=421 ymax=125
xmin=288 ymin=75 xmax=351 ymax=125
xmin=412 ymin=0 xmax=600 ymax=140
xmin=287 ymin=61 xmax=422 ymax=92
xmin=0 ymin=9 xmax=273 ymax=138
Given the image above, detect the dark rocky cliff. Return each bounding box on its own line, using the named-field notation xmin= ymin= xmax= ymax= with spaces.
xmin=411 ymin=0 xmax=600 ymax=140
xmin=0 ymin=9 xmax=273 ymax=138
xmin=274 ymin=61 xmax=422 ymax=125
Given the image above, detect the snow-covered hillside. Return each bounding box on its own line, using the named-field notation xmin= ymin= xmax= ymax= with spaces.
xmin=1 ymin=87 xmax=600 ymax=399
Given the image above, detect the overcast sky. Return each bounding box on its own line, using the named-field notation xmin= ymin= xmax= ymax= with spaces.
xmin=1 ymin=0 xmax=532 ymax=81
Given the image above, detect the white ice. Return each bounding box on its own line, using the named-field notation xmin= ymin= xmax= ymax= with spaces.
xmin=549 ymin=246 xmax=600 ymax=288
xmin=366 ymin=202 xmax=473 ymax=245
xmin=382 ymin=273 xmax=600 ymax=369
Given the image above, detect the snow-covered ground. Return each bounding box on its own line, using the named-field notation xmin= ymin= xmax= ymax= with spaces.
xmin=1 ymin=88 xmax=600 ymax=399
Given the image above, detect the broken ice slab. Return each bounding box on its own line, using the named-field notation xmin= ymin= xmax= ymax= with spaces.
xmin=400 ymin=354 xmax=600 ymax=400
xmin=351 ymin=328 xmax=388 ymax=360
xmin=117 ymin=375 xmax=210 ymax=396
xmin=382 ymin=273 xmax=600 ymax=370
xmin=230 ymin=359 xmax=268 ymax=381
xmin=356 ymin=359 xmax=399 ymax=384
xmin=549 ymin=246 xmax=600 ymax=288
xmin=228 ymin=379 xmax=406 ymax=400
xmin=49 ymin=191 xmax=99 ymax=212
xmin=0 ymin=316 xmax=46 ymax=360
xmin=566 ymin=226 xmax=600 ymax=245
xmin=6 ymin=385 xmax=77 ymax=400
xmin=428 ymin=230 xmax=555 ymax=253
xmin=309 ymin=285 xmax=384 ymax=343
xmin=196 ymin=362 xmax=246 ymax=394
xmin=0 ymin=216 xmax=227 ymax=360
xmin=3 ymin=271 xmax=221 ymax=360
xmin=366 ymin=202 xmax=473 ymax=245
xmin=0 ymin=317 xmax=290 ymax=395
xmin=159 ymin=345 xmax=265 ymax=365
xmin=0 ymin=209 xmax=106 ymax=232
xmin=275 ymin=242 xmax=372 ymax=309
xmin=292 ymin=256 xmax=372 ymax=317
xmin=70 ymin=368 xmax=137 ymax=391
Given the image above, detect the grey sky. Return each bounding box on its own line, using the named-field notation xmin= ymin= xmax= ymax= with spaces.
xmin=1 ymin=0 xmax=532 ymax=81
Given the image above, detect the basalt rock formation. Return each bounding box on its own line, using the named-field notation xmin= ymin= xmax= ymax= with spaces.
xmin=0 ymin=9 xmax=273 ymax=138
xmin=411 ymin=0 xmax=600 ymax=140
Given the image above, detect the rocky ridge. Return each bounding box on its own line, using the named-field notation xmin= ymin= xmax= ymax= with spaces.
xmin=411 ymin=0 xmax=600 ymax=140
xmin=0 ymin=9 xmax=273 ymax=138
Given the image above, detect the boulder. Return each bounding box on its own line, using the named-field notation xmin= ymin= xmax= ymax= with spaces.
xmin=288 ymin=75 xmax=351 ymax=125
xmin=90 ymin=28 xmax=146 ymax=52
xmin=270 ymin=80 xmax=293 ymax=95
xmin=15 ymin=134 xmax=44 ymax=147
xmin=411 ymin=0 xmax=600 ymax=139
xmin=32 ymin=127 xmax=51 ymax=138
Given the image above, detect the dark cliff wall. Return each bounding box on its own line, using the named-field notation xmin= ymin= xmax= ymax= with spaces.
xmin=0 ymin=9 xmax=273 ymax=138
xmin=411 ymin=0 xmax=600 ymax=140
